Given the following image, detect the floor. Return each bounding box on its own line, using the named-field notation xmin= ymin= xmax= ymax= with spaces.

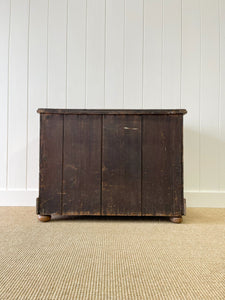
xmin=0 ymin=207 xmax=224 ymax=299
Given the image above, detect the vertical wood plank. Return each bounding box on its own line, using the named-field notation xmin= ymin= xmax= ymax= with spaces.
xmin=143 ymin=0 xmax=163 ymax=108
xmin=48 ymin=0 xmax=67 ymax=108
xmin=8 ymin=0 xmax=29 ymax=189
xmin=86 ymin=0 xmax=105 ymax=108
xmin=181 ymin=0 xmax=201 ymax=191
xmin=67 ymin=0 xmax=86 ymax=108
xmin=200 ymin=0 xmax=220 ymax=190
xmin=0 ymin=0 xmax=10 ymax=189
xmin=27 ymin=0 xmax=48 ymax=190
xmin=105 ymin=0 xmax=124 ymax=108
xmin=124 ymin=0 xmax=143 ymax=108
xmin=219 ymin=0 xmax=225 ymax=191
xmin=162 ymin=0 xmax=181 ymax=108
xmin=39 ymin=114 xmax=63 ymax=215
xmin=102 ymin=115 xmax=141 ymax=215
xmin=63 ymin=115 xmax=101 ymax=215
xmin=142 ymin=115 xmax=183 ymax=216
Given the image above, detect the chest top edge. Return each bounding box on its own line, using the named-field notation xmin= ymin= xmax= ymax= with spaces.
xmin=37 ymin=108 xmax=187 ymax=115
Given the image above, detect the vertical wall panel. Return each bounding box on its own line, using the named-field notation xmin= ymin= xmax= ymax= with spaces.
xmin=67 ymin=0 xmax=86 ymax=108
xmin=181 ymin=0 xmax=201 ymax=191
xmin=1 ymin=0 xmax=225 ymax=200
xmin=143 ymin=0 xmax=163 ymax=108
xmin=124 ymin=0 xmax=143 ymax=108
xmin=27 ymin=0 xmax=48 ymax=189
xmin=86 ymin=0 xmax=105 ymax=108
xmin=219 ymin=0 xmax=225 ymax=191
xmin=105 ymin=0 xmax=124 ymax=108
xmin=200 ymin=0 xmax=220 ymax=190
xmin=48 ymin=0 xmax=67 ymax=108
xmin=8 ymin=0 xmax=29 ymax=189
xmin=162 ymin=0 xmax=181 ymax=108
xmin=0 ymin=0 xmax=10 ymax=189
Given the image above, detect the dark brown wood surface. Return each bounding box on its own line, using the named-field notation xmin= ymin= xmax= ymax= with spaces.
xmin=142 ymin=115 xmax=183 ymax=216
xmin=63 ymin=115 xmax=101 ymax=215
xmin=38 ymin=114 xmax=63 ymax=215
xmin=37 ymin=108 xmax=187 ymax=115
xmin=102 ymin=115 xmax=141 ymax=216
xmin=37 ymin=110 xmax=186 ymax=220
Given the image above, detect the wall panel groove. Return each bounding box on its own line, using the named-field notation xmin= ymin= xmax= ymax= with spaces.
xmin=0 ymin=0 xmax=225 ymax=206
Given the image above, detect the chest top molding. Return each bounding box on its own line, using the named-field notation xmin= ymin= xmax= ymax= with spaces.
xmin=37 ymin=108 xmax=187 ymax=115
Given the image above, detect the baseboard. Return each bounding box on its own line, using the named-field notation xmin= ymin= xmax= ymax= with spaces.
xmin=0 ymin=190 xmax=224 ymax=208
xmin=0 ymin=190 xmax=37 ymax=206
xmin=184 ymin=192 xmax=225 ymax=208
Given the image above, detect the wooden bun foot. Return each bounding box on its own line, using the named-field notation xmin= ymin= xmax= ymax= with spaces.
xmin=169 ymin=216 xmax=182 ymax=223
xmin=38 ymin=215 xmax=51 ymax=222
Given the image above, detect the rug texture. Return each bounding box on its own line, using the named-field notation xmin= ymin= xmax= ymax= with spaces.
xmin=0 ymin=207 xmax=224 ymax=299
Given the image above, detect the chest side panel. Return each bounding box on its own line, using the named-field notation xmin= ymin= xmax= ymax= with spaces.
xmin=63 ymin=114 xmax=101 ymax=215
xmin=102 ymin=115 xmax=141 ymax=216
xmin=142 ymin=115 xmax=183 ymax=216
xmin=38 ymin=114 xmax=63 ymax=215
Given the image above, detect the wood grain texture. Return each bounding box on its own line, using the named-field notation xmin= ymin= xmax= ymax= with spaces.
xmin=38 ymin=114 xmax=63 ymax=215
xmin=63 ymin=115 xmax=101 ymax=215
xmin=102 ymin=115 xmax=141 ymax=215
xmin=142 ymin=115 xmax=183 ymax=216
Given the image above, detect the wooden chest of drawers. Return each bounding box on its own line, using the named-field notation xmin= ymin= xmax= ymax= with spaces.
xmin=37 ymin=109 xmax=187 ymax=223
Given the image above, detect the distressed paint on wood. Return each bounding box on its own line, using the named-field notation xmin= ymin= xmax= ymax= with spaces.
xmin=102 ymin=115 xmax=141 ymax=215
xmin=142 ymin=115 xmax=182 ymax=216
xmin=63 ymin=115 xmax=101 ymax=215
xmin=38 ymin=114 xmax=63 ymax=215
xmin=37 ymin=110 xmax=185 ymax=218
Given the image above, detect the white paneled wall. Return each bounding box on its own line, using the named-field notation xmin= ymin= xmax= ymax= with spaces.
xmin=0 ymin=0 xmax=225 ymax=207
